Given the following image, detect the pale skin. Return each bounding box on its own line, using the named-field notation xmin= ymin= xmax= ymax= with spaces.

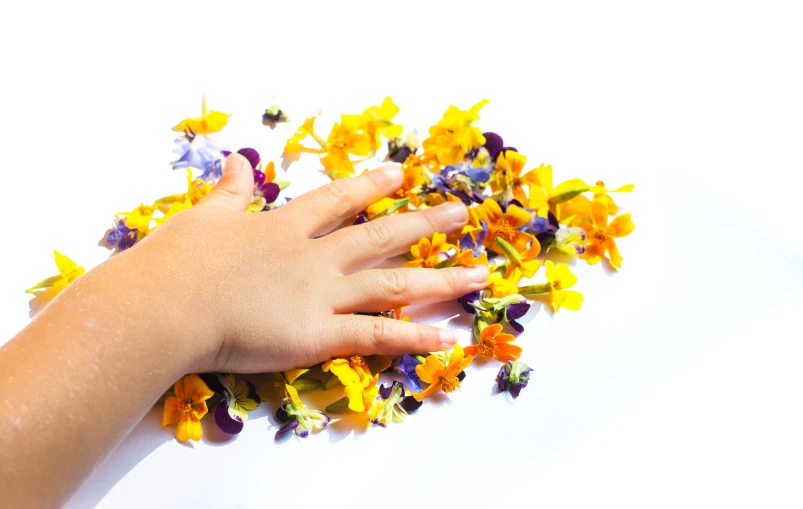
xmin=0 ymin=153 xmax=488 ymax=508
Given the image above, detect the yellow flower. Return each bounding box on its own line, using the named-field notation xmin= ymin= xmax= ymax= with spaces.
xmin=580 ymin=197 xmax=635 ymax=269
xmin=171 ymin=93 xmax=230 ymax=136
xmin=413 ymin=344 xmax=474 ymax=400
xmin=162 ymin=374 xmax=214 ymax=442
xmin=25 ymin=250 xmax=85 ymax=295
xmin=405 ymin=232 xmax=452 ymax=268
xmin=545 ymin=260 xmax=583 ymax=312
xmin=361 ymin=96 xmax=403 ymax=151
xmin=526 ymin=165 xmax=589 ymax=218
xmin=453 ymin=246 xmax=488 ymax=268
xmin=123 ymin=204 xmax=155 ymax=233
xmin=487 ymin=269 xmax=521 ymax=298
xmin=320 ymin=115 xmax=373 ymax=179
xmin=464 ymin=323 xmax=521 ymax=363
xmin=590 ymin=181 xmax=635 ymax=215
xmin=490 ymin=150 xmax=531 ymax=205
xmin=423 ymin=100 xmax=489 ymax=165
xmin=322 ymin=357 xmax=379 ymax=412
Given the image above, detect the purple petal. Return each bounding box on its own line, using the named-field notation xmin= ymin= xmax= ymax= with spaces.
xmin=510 ymin=320 xmax=525 ymax=334
xmin=378 ymin=384 xmax=393 ymax=400
xmin=353 ymin=212 xmax=368 ymax=225
xmin=397 ymin=355 xmax=424 ymax=392
xmin=275 ymin=406 xmax=289 ymax=423
xmin=253 ymin=169 xmax=266 ymax=187
xmin=297 ymin=428 xmax=310 ymax=438
xmin=199 ymin=373 xmax=224 ymax=394
xmin=400 ymin=395 xmax=423 ymax=413
xmin=237 ymin=148 xmax=261 ymax=170
xmin=547 ymin=211 xmax=560 ymax=230
xmin=215 ymin=401 xmax=244 ymax=434
xmin=275 ymin=420 xmax=299 ymax=437
xmin=390 ymin=146 xmax=413 ymax=163
xmin=259 ymin=182 xmax=281 ymax=204
xmin=510 ymin=380 xmax=528 ymax=398
xmin=482 ymin=132 xmax=504 ymax=160
xmin=220 ymin=150 xmax=232 ymax=157
xmin=496 ymin=365 xmax=508 ymax=392
xmin=457 ymin=371 xmax=467 ymax=382
xmin=246 ymin=381 xmax=261 ymax=405
xmin=506 ymin=302 xmax=531 ymax=321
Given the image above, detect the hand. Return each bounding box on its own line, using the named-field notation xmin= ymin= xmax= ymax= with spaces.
xmin=131 ymin=153 xmax=488 ymax=374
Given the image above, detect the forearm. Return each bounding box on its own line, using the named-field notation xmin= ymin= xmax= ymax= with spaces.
xmin=0 ymin=247 xmax=210 ymax=508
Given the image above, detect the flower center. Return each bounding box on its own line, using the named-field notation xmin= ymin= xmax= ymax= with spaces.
xmin=424 ymin=255 xmax=441 ymax=268
xmin=592 ymin=228 xmax=608 ymax=242
xmin=552 ymin=281 xmax=562 ymax=290
xmin=477 ymin=339 xmax=496 ymax=359
xmin=439 ymin=375 xmax=461 ymax=393
xmin=595 ymin=180 xmax=605 ymax=187
xmin=492 ymin=220 xmax=515 ymax=242
xmin=179 ymin=399 xmax=193 ymax=413
xmin=349 ymin=355 xmax=366 ymax=370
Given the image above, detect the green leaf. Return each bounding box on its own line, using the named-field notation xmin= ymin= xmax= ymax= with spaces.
xmin=25 ymin=275 xmax=62 ymax=293
xmin=325 ymin=397 xmax=350 ymax=413
xmin=291 ymin=379 xmax=322 ymax=391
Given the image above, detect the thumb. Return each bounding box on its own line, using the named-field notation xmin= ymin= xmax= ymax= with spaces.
xmin=197 ymin=152 xmax=254 ymax=211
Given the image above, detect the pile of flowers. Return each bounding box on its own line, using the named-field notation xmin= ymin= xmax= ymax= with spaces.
xmin=25 ymin=95 xmax=635 ymax=441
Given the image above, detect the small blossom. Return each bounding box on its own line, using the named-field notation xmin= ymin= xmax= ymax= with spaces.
xmin=369 ymin=381 xmax=422 ymax=427
xmin=413 ymin=345 xmax=474 ymax=400
xmin=162 ymin=374 xmax=215 ymax=442
xmin=213 ymin=374 xmax=261 ymax=435
xmin=496 ymin=360 xmax=533 ymax=398
xmin=464 ymin=323 xmax=521 ymax=363
xmin=275 ymin=385 xmax=330 ymax=439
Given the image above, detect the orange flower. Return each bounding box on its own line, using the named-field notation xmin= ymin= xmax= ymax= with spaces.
xmin=580 ymin=197 xmax=635 ymax=269
xmin=472 ymin=198 xmax=535 ymax=254
xmin=405 ymin=232 xmax=452 ymax=268
xmin=464 ymin=323 xmax=521 ymax=363
xmin=162 ymin=374 xmax=214 ymax=442
xmin=414 ymin=344 xmax=473 ymax=400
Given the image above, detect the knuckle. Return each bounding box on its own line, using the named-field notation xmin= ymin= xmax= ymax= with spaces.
xmin=382 ymin=270 xmax=409 ymax=299
xmin=364 ymin=221 xmax=394 ymax=251
xmin=370 ymin=318 xmax=388 ymax=349
xmin=421 ymin=206 xmax=444 ymax=231
xmin=442 ymin=268 xmax=467 ymax=294
xmin=417 ymin=325 xmax=440 ymax=349
xmin=323 ymin=182 xmax=353 ymax=216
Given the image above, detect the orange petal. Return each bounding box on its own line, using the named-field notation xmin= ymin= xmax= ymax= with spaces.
xmin=590 ymin=198 xmax=608 ymax=228
xmin=162 ymin=397 xmax=181 ymax=426
xmin=176 ymin=414 xmax=203 ymax=442
xmin=481 ymin=323 xmax=504 ymax=340
xmin=182 ymin=374 xmax=214 ymax=404
xmin=505 ymin=205 xmax=532 ymax=229
xmin=463 ymin=344 xmax=480 ymax=357
xmin=495 ymin=343 xmax=522 ymax=362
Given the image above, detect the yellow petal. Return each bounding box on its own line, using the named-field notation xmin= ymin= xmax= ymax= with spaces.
xmin=344 ymin=383 xmax=367 ymax=412
xmin=554 ymin=263 xmax=578 ymax=289
xmin=176 ymin=414 xmax=203 ymax=442
xmin=607 ymin=213 xmax=635 ymax=238
xmin=162 ymin=397 xmax=181 ymax=426
xmin=285 ymin=384 xmax=303 ymax=407
xmin=283 ymin=368 xmax=309 ymax=384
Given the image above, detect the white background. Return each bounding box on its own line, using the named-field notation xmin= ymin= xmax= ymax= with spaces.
xmin=1 ymin=1 xmax=802 ymax=508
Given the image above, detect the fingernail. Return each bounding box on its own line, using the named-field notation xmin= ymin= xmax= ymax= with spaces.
xmin=225 ymin=152 xmax=246 ymax=174
xmin=464 ymin=264 xmax=489 ymax=284
xmin=443 ymin=202 xmax=468 ymax=223
xmin=378 ymin=165 xmax=404 ymax=186
xmin=439 ymin=328 xmax=458 ymax=347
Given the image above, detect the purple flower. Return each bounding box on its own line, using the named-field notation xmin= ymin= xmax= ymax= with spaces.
xmin=459 ymin=291 xmax=482 ymax=315
xmin=504 ymin=302 xmax=531 ymax=334
xmin=371 ymin=381 xmax=422 ymax=427
xmin=105 ymin=218 xmax=138 ymax=251
xmin=397 ymin=355 xmax=424 ymax=392
xmin=482 ymin=132 xmax=518 ymax=161
xmin=274 ymin=395 xmax=330 ymax=439
xmin=205 ymin=374 xmax=261 ymax=436
xmin=236 ymin=147 xmax=261 ymax=170
xmin=171 ymin=135 xmax=225 ymax=181
xmin=496 ymin=360 xmax=533 ymax=398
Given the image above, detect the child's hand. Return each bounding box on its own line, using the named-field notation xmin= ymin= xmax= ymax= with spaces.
xmin=130 ymin=153 xmax=488 ymax=374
